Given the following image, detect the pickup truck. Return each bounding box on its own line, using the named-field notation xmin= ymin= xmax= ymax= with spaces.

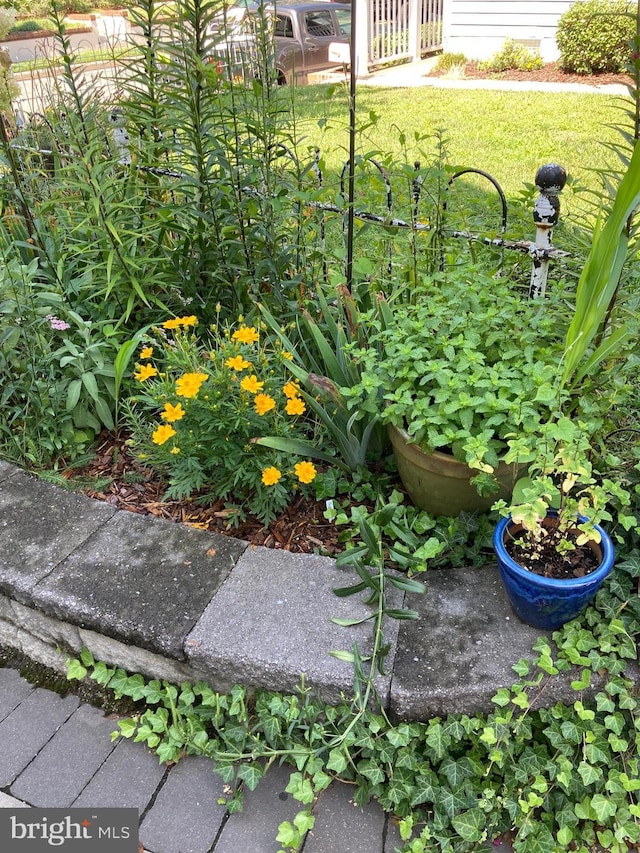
xmin=210 ymin=1 xmax=352 ymax=85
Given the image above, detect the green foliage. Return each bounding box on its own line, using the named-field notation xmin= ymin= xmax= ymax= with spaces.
xmin=325 ymin=488 xmax=494 ymax=573
xmin=562 ymin=130 xmax=640 ymax=388
xmin=434 ymin=52 xmax=468 ymax=73
xmin=126 ymin=316 xmax=325 ymax=525
xmin=256 ymin=284 xmax=389 ymax=472
xmin=494 ymin=417 xmax=637 ymax=559
xmin=0 ymin=253 xmax=118 ymax=463
xmin=8 ymin=18 xmax=51 ymax=32
xmin=66 ymin=547 xmax=640 ymax=853
xmin=556 ymin=0 xmax=635 ymax=74
xmin=478 ymin=39 xmax=543 ymax=73
xmin=345 ymin=269 xmax=570 ymax=474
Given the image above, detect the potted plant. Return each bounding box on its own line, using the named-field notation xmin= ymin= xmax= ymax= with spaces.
xmin=492 ymin=418 xmax=635 ymax=629
xmin=345 ymin=269 xmax=571 ymax=516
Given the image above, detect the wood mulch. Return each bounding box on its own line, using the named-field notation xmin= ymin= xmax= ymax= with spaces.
xmin=430 ymin=60 xmax=633 ymax=88
xmin=67 ymin=432 xmax=345 ymax=556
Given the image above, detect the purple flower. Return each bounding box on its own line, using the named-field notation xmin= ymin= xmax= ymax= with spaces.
xmin=47 ymin=315 xmax=71 ymax=331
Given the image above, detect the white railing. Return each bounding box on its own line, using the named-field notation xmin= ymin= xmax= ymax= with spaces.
xmin=366 ymin=0 xmax=443 ymax=69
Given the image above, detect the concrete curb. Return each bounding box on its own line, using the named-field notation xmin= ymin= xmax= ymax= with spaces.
xmin=0 ymin=462 xmax=635 ymax=719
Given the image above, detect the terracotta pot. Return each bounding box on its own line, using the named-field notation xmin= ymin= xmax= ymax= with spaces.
xmin=388 ymin=424 xmax=518 ymax=517
xmin=493 ymin=514 xmax=615 ymax=630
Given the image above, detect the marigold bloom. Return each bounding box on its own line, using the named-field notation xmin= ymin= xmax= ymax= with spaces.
xmin=225 ymin=355 xmax=252 ymax=372
xmin=281 ymin=351 xmax=294 ymax=361
xmin=254 ymin=393 xmax=276 ymax=416
xmin=134 ymin=363 xmax=159 ymax=381
xmin=162 ymin=318 xmax=182 ymax=330
xmin=261 ymin=466 xmax=282 ymax=486
xmin=139 ymin=346 xmax=154 ymax=359
xmin=286 ymin=397 xmax=306 ymax=416
xmin=240 ymin=374 xmax=264 ymax=394
xmin=283 ymin=381 xmax=300 ymax=399
xmin=161 ymin=402 xmax=185 ymax=423
xmin=294 ymin=460 xmax=316 ymax=484
xmin=163 ymin=315 xmax=198 ymax=330
xmin=152 ymin=424 xmax=176 ymax=445
xmin=232 ymin=325 xmax=259 ymax=344
xmin=176 ymin=372 xmax=208 ymax=398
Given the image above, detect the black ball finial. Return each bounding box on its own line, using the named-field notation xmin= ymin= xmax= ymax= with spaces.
xmin=534 ymin=163 xmax=567 ymax=195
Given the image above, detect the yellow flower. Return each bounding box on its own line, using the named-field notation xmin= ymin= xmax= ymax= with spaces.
xmin=152 ymin=424 xmax=176 ymax=445
xmin=176 ymin=372 xmax=208 ymax=398
xmin=294 ymin=461 xmax=316 ymax=484
xmin=286 ymin=397 xmax=306 ymax=416
xmin=281 ymin=351 xmax=294 ymax=361
xmin=254 ymin=393 xmax=276 ymax=416
xmin=134 ymin=363 xmax=158 ymax=381
xmin=261 ymin=466 xmax=282 ymax=486
xmin=139 ymin=346 xmax=154 ymax=359
xmin=232 ymin=325 xmax=259 ymax=344
xmin=161 ymin=402 xmax=185 ymax=423
xmin=226 ymin=355 xmax=252 ymax=372
xmin=170 ymin=446 xmax=181 ymax=455
xmin=240 ymin=374 xmax=264 ymax=394
xmin=162 ymin=317 xmax=182 ymax=330
xmin=283 ymin=381 xmax=300 ymax=399
xmin=163 ymin=315 xmax=198 ymax=330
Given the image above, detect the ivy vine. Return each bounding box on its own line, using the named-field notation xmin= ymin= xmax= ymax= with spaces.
xmin=67 ymin=546 xmax=640 ymax=853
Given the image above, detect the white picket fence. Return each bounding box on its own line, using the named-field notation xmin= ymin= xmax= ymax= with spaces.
xmin=368 ymin=0 xmax=443 ymax=67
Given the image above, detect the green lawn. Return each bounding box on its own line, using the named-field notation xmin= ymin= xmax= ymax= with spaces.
xmin=289 ymin=83 xmax=627 ymax=206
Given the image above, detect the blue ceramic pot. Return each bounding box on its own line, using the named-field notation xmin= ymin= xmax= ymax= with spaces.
xmin=493 ymin=515 xmax=615 ymax=630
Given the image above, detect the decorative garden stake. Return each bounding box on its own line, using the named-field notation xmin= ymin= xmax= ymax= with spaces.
xmin=529 ymin=162 xmax=567 ymax=298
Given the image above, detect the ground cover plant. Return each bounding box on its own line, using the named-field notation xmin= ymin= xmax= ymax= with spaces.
xmin=1 ymin=1 xmax=640 ymax=850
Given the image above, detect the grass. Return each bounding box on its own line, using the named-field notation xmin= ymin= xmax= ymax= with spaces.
xmin=289 ymin=83 xmax=627 ymax=211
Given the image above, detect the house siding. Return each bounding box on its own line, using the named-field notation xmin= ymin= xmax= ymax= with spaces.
xmin=442 ymin=0 xmax=579 ymax=62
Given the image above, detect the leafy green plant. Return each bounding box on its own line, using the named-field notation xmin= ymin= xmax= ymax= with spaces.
xmin=126 ymin=315 xmax=325 ymax=524
xmin=256 ymin=285 xmax=389 ymax=472
xmin=494 ymin=417 xmax=636 ymax=561
xmin=556 ymin=0 xmax=635 ymax=74
xmin=345 ymin=269 xmax=570 ymax=475
xmin=65 ymin=541 xmax=640 ymax=853
xmin=478 ymin=39 xmax=543 ymax=73
xmin=325 ymin=489 xmax=494 ymax=573
xmin=561 ymin=132 xmax=640 ymax=390
xmin=434 ymin=52 xmax=468 ymax=74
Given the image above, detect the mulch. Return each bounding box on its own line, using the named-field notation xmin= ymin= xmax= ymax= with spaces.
xmin=69 ymin=432 xmax=344 ymax=555
xmin=430 ymin=60 xmax=633 ymax=88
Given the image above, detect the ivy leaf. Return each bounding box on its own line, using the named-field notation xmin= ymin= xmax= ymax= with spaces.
xmin=578 ymin=761 xmax=603 ymax=786
xmin=116 ymin=718 xmax=138 ymax=739
xmin=437 ymin=787 xmax=468 ymax=817
xmin=236 ymin=763 xmax=264 ymax=791
xmin=451 ymin=808 xmax=486 ymax=842
xmin=66 ymin=659 xmax=87 ymax=681
xmin=590 ymin=793 xmax=617 ymax=822
xmin=326 ymin=749 xmax=348 ymax=775
xmin=357 ymin=758 xmax=385 ymax=786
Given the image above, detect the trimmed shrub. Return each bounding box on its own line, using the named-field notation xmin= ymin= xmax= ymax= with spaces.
xmin=435 ymin=52 xmax=467 ymax=73
xmin=478 ymin=39 xmax=543 ymax=73
xmin=556 ymin=0 xmax=635 ymax=74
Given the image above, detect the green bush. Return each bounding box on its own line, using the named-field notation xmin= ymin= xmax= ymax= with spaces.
xmin=9 ymin=19 xmax=52 ymax=33
xmin=556 ymin=0 xmax=635 ymax=74
xmin=434 ymin=52 xmax=467 ymax=73
xmin=478 ymin=38 xmax=543 ymax=73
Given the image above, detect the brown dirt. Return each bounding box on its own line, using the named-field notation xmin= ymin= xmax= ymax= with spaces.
xmin=505 ymin=525 xmax=600 ymax=580
xmin=430 ymin=60 xmax=633 ymax=88
xmin=68 ymin=431 xmax=346 ymax=556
